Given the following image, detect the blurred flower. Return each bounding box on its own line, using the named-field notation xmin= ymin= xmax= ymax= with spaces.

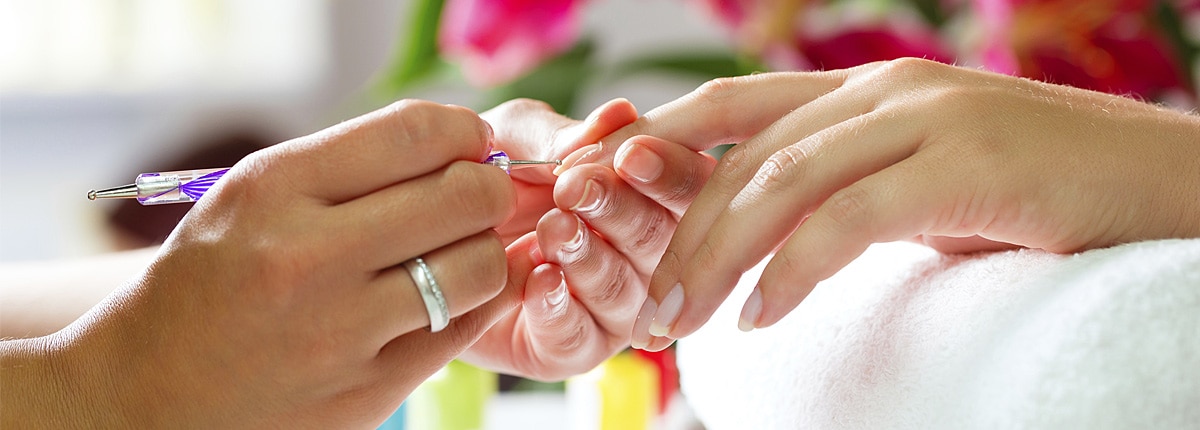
xmin=695 ymin=0 xmax=951 ymax=70
xmin=796 ymin=21 xmax=952 ymax=70
xmin=439 ymin=0 xmax=584 ymax=87
xmin=975 ymin=0 xmax=1190 ymax=100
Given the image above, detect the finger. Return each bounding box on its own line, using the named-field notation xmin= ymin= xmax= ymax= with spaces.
xmin=561 ymin=65 xmax=887 ymax=169
xmin=364 ymin=230 xmax=508 ymax=343
xmin=749 ymin=151 xmax=955 ymax=330
xmin=513 ymin=263 xmax=617 ymax=379
xmin=919 ymin=235 xmax=1021 ymax=254
xmin=635 ymin=72 xmax=889 ymax=341
xmin=553 ymin=164 xmax=676 ymax=276
xmin=263 ymin=100 xmax=493 ymax=203
xmin=331 ymin=161 xmax=516 ymax=271
xmin=536 ymin=209 xmax=646 ymax=338
xmin=481 ymin=98 xmax=638 ymax=183
xmin=373 ymin=233 xmax=537 ymax=391
xmin=664 ymin=107 xmax=924 ymax=339
xmin=614 ymin=135 xmax=717 ymax=217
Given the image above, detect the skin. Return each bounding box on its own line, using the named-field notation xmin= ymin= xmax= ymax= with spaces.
xmin=551 ymin=58 xmax=1200 ymax=351
xmin=0 ymin=96 xmax=711 ymax=427
xmin=464 ymin=99 xmax=716 ymax=380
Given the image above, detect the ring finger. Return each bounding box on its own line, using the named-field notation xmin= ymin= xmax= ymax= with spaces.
xmin=360 ymin=229 xmax=508 ymax=345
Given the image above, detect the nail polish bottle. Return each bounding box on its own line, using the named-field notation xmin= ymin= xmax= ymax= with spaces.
xmin=567 ymin=350 xmax=660 ymax=430
xmin=406 ymin=360 xmax=498 ymax=430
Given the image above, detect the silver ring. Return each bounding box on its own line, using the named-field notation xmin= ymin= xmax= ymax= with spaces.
xmin=403 ymin=257 xmax=450 ymax=332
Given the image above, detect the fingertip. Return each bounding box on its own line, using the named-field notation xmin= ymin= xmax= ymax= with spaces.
xmin=594 ymin=97 xmax=639 ymax=125
xmin=535 ymin=209 xmax=586 ymax=263
xmin=527 ymin=263 xmax=569 ymax=314
xmin=615 ymin=139 xmax=664 ymax=184
xmin=555 ymin=142 xmax=604 ymax=175
xmin=737 ymin=287 xmax=762 ymax=332
xmin=643 ymin=336 xmax=675 ymax=352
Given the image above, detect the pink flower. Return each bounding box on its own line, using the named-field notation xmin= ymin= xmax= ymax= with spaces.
xmin=975 ymin=0 xmax=1189 ymax=100
xmin=695 ymin=0 xmax=951 ymax=70
xmin=797 ymin=24 xmax=952 ymax=71
xmin=439 ymin=0 xmax=584 ymax=87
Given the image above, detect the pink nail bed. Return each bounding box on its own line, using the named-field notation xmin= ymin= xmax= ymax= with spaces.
xmin=648 ymin=283 xmax=684 ymax=337
xmin=630 ymin=298 xmax=658 ymax=349
xmin=738 ymin=287 xmax=763 ymax=332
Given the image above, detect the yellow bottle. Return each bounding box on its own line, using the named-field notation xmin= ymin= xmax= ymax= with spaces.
xmin=406 ymin=360 xmax=497 ymax=430
xmin=567 ymin=351 xmax=660 ymax=430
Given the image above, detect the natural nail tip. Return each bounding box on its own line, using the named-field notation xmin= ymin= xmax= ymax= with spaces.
xmin=647 ymin=283 xmax=685 ymax=338
xmin=738 ymin=287 xmax=763 ymax=333
xmin=648 ymin=323 xmax=670 ymax=337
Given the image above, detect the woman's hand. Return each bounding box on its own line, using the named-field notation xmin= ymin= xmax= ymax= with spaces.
xmin=462 ymin=99 xmax=715 ymax=380
xmin=4 ymin=101 xmax=526 ymax=428
xmin=615 ymin=58 xmax=1200 ymax=350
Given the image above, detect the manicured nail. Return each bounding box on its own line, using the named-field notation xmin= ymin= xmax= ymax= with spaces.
xmin=615 ymin=142 xmax=663 ymax=183
xmin=738 ymin=287 xmax=762 ymax=332
xmin=545 ymin=279 xmax=568 ymax=307
xmin=571 ymin=179 xmax=603 ymax=214
xmin=559 ymin=216 xmax=586 ymax=256
xmin=630 ymin=298 xmax=658 ymax=349
xmin=648 ymin=283 xmax=684 ymax=337
xmin=553 ymin=142 xmax=603 ymax=176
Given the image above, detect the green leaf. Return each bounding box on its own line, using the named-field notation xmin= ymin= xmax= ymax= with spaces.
xmin=899 ymin=0 xmax=949 ymax=27
xmin=371 ymin=0 xmax=447 ymax=97
xmin=608 ymin=51 xmax=767 ymax=83
xmin=486 ymin=39 xmax=597 ymax=115
xmin=1155 ymin=0 xmax=1198 ymax=90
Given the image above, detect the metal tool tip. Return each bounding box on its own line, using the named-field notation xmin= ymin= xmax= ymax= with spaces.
xmin=87 ymin=190 xmax=97 ymax=200
xmin=554 ymin=160 xmax=562 ymax=165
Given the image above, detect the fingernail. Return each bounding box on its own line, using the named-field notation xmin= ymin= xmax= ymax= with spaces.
xmin=615 ymin=142 xmax=663 ymax=183
xmin=571 ymin=180 xmax=603 ymax=214
xmin=545 ymin=279 xmax=568 ymax=307
xmin=630 ymin=298 xmax=658 ymax=349
xmin=554 ymin=142 xmax=603 ymax=176
xmin=738 ymin=287 xmax=762 ymax=332
xmin=648 ymin=283 xmax=684 ymax=337
xmin=483 ymin=120 xmax=495 ymax=146
xmin=559 ymin=216 xmax=586 ymax=256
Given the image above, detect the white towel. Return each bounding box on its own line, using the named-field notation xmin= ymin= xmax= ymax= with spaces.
xmin=677 ymin=239 xmax=1200 ymax=429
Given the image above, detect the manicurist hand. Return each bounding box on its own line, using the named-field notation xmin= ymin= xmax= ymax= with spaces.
xmin=1 ymin=100 xmax=533 ymax=428
xmin=459 ymin=99 xmax=716 ymax=380
xmin=565 ymin=58 xmax=1200 ymax=351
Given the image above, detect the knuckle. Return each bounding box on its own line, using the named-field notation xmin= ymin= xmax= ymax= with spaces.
xmin=385 ymin=99 xmax=439 ymax=145
xmin=549 ymin=322 xmax=587 ymax=352
xmin=693 ymin=77 xmax=745 ymax=105
xmin=586 ymin=262 xmax=630 ymax=309
xmin=442 ymin=163 xmax=515 ymax=225
xmin=822 ymin=186 xmax=877 ymax=234
xmin=877 ymin=57 xmax=940 ymax=80
xmin=750 ymin=146 xmax=805 ymax=193
xmin=626 ymin=210 xmax=671 ymax=256
xmin=713 ymin=144 xmax=756 ymax=182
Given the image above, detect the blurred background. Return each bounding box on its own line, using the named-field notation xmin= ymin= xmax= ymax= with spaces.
xmin=5 ymin=0 xmax=1200 ymax=428
xmin=0 ymin=0 xmax=727 ymax=261
xmin=7 ymin=0 xmax=1200 ymax=259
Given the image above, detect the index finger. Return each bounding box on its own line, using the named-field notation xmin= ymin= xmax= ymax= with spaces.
xmin=558 ymin=70 xmax=852 ymax=169
xmin=264 ymin=100 xmax=493 ymax=203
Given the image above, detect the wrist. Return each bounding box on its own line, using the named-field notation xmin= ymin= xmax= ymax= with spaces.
xmin=0 ymin=332 xmax=128 ymax=428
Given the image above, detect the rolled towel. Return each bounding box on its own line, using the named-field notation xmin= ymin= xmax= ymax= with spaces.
xmin=678 ymin=239 xmax=1200 ymax=429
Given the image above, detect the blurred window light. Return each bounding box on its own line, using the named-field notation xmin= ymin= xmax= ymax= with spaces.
xmin=0 ymin=0 xmax=329 ymax=95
